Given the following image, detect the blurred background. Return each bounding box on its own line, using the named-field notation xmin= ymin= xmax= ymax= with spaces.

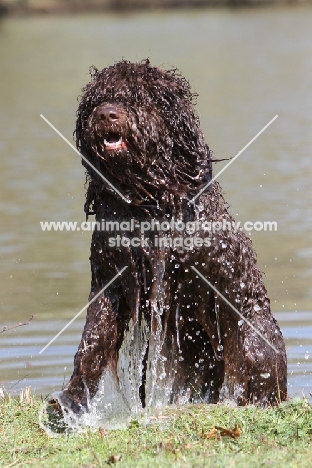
xmin=0 ymin=1 xmax=311 ymax=400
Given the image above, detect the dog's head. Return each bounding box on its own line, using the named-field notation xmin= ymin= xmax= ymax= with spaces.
xmin=76 ymin=60 xmax=212 ymax=204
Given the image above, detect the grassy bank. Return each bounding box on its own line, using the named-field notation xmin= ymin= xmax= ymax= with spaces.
xmin=1 ymin=390 xmax=312 ymax=467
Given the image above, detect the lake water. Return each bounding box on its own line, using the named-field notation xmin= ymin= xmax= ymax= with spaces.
xmin=0 ymin=6 xmax=311 ymax=400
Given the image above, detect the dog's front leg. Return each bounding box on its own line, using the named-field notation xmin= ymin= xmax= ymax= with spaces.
xmin=60 ymin=292 xmax=118 ymax=412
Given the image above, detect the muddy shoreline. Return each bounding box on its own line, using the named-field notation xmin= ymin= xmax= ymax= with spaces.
xmin=0 ymin=0 xmax=310 ymax=16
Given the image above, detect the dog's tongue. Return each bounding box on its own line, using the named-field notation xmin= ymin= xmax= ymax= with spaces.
xmin=104 ymin=133 xmax=125 ymax=150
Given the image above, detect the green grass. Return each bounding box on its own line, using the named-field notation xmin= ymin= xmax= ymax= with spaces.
xmin=1 ymin=391 xmax=312 ymax=467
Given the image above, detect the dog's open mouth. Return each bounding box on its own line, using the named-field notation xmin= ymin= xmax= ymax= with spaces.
xmin=104 ymin=132 xmax=126 ymax=151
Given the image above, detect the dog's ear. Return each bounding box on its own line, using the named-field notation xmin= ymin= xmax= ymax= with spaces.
xmin=164 ymin=96 xmax=212 ymax=187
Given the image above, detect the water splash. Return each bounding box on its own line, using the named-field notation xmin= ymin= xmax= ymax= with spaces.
xmin=117 ymin=316 xmax=149 ymax=414
xmin=40 ymin=258 xmax=180 ymax=434
xmin=40 ymin=316 xmax=150 ymax=434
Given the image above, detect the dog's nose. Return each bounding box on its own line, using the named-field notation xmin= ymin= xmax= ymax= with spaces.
xmin=96 ymin=105 xmax=121 ymax=123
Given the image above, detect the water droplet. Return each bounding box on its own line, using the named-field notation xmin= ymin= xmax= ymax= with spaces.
xmin=260 ymin=372 xmax=270 ymax=379
xmin=217 ymin=344 xmax=223 ymax=352
xmin=175 ymin=264 xmax=180 ymax=269
xmin=238 ymin=319 xmax=244 ymax=326
xmin=179 ymin=356 xmax=184 ymax=361
xmin=253 ymin=304 xmax=261 ymax=312
xmin=305 ymin=351 xmax=309 ymax=360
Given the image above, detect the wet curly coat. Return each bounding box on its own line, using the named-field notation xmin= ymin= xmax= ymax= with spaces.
xmin=61 ymin=60 xmax=287 ymax=412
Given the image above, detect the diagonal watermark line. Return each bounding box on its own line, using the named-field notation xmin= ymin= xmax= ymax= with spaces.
xmin=39 ymin=266 xmax=128 ymax=354
xmin=190 ymin=115 xmax=278 ymax=204
xmin=191 ymin=266 xmax=280 ymax=354
xmin=40 ymin=114 xmax=130 ymax=203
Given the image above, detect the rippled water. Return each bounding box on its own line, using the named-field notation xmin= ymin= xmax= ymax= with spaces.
xmin=2 ymin=312 xmax=311 ymax=401
xmin=0 ymin=6 xmax=311 ymax=400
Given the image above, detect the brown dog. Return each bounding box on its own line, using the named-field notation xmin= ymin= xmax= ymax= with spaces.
xmin=58 ymin=60 xmax=287 ymax=417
